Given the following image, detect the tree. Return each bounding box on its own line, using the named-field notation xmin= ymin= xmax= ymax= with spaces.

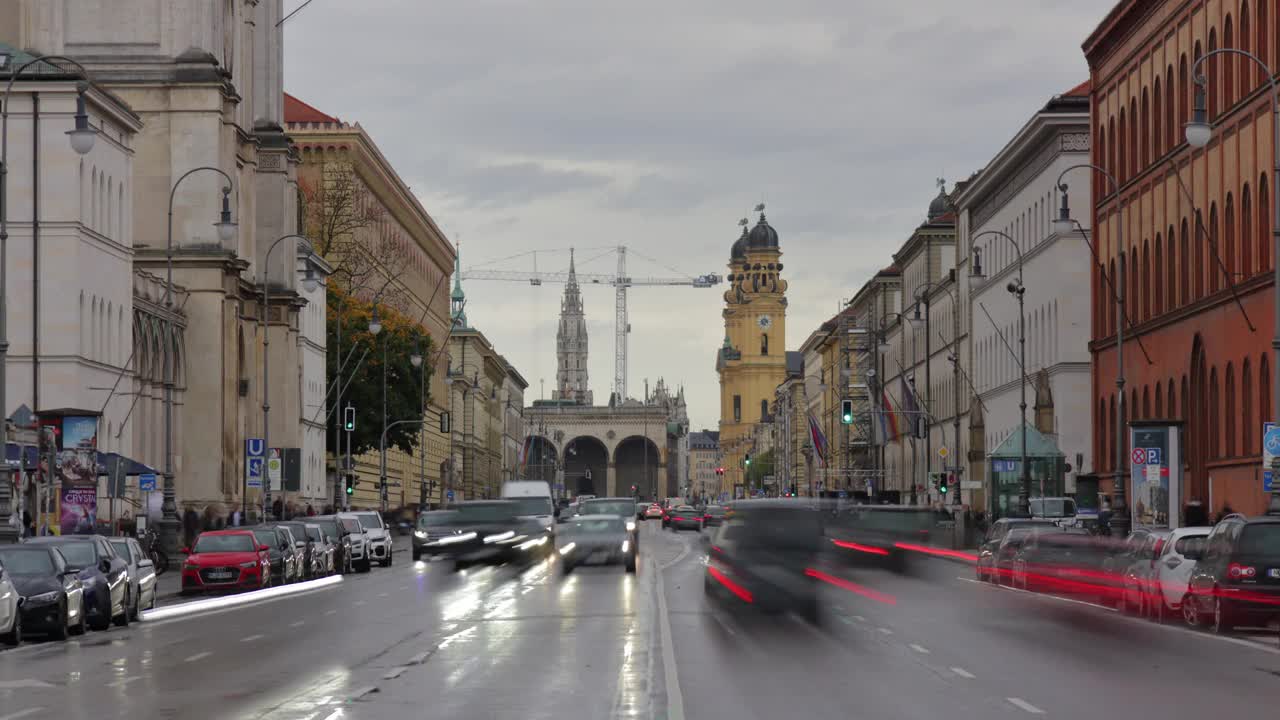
xmin=327 ymin=284 xmax=433 ymax=457
xmin=745 ymin=449 xmax=776 ymax=488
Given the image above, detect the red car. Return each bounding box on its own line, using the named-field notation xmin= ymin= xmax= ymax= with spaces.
xmin=181 ymin=530 xmax=271 ymax=594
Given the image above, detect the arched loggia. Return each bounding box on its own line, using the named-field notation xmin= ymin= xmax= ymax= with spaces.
xmin=564 ymin=436 xmax=608 ymax=497
xmin=614 ymin=435 xmax=661 ymax=500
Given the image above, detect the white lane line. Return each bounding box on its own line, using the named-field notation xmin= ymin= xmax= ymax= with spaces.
xmin=950 ymin=667 xmax=975 ymax=679
xmin=107 ymin=676 xmax=141 ymax=688
xmin=1007 ymin=697 xmax=1045 ymax=714
xmin=852 ymin=615 xmax=866 ymax=622
xmin=408 ymin=651 xmax=430 ymax=664
xmin=877 ymin=627 xmax=893 ymax=635
xmin=241 ymin=634 xmax=264 ymax=642
xmin=289 ymin=621 xmax=305 ymax=628
xmin=0 ymin=708 xmax=46 ymax=720
xmin=324 ymin=609 xmax=337 ymax=616
xmin=183 ymin=651 xmax=212 ymax=663
xmin=909 ymin=643 xmax=930 ymax=654
xmin=655 ymin=545 xmax=686 ymax=720
xmin=382 ymin=666 xmax=408 ymax=680
xmin=378 ymin=592 xmax=389 ymax=598
xmin=322 ymin=711 xmax=344 ymax=720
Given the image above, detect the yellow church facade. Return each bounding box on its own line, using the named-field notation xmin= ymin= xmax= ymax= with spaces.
xmin=716 ymin=211 xmax=788 ymax=497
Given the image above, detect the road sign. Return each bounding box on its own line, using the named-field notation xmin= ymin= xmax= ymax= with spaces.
xmin=446 ymin=489 xmax=455 ymax=501
xmin=138 ymin=473 xmax=157 ymax=492
xmin=1266 ymin=471 xmax=1276 ymax=492
xmin=1131 ymin=447 xmax=1146 ymax=465
xmin=937 ymin=446 xmax=949 ymax=459
xmin=246 ymin=438 xmax=265 ymax=488
xmin=1264 ymin=423 xmax=1280 ymax=468
xmin=267 ymin=448 xmax=283 ymax=490
xmin=246 ymin=438 xmax=265 ymax=458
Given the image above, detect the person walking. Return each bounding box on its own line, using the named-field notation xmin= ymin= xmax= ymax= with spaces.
xmin=182 ymin=507 xmax=200 ymax=549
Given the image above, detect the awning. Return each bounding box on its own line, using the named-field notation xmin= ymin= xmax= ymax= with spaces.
xmin=4 ymin=444 xmax=157 ymax=476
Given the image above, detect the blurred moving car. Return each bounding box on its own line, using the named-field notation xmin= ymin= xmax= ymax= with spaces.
xmin=702 ymin=505 xmax=728 ymax=528
xmin=28 ymin=537 xmax=129 ymax=630
xmin=975 ymin=518 xmax=1060 ymax=582
xmin=413 ymin=510 xmax=459 ymax=560
xmin=1117 ymin=529 xmax=1171 ymax=616
xmin=108 ymin=536 xmax=157 ymax=619
xmin=1184 ymin=513 xmax=1280 ymax=633
xmin=578 ymin=497 xmax=640 ymax=543
xmin=558 ymin=515 xmax=636 ymax=574
xmin=827 ymin=504 xmax=955 ymax=573
xmin=501 ymin=480 xmax=558 ymax=536
xmin=666 ymin=505 xmax=703 ymax=532
xmin=991 ymin=526 xmax=1038 ymax=586
xmin=1145 ymin=526 xmax=1211 ymax=622
xmin=703 ymin=500 xmax=824 ymax=624
xmin=350 ymin=511 xmax=394 ymax=567
xmin=250 ymin=526 xmax=301 ymax=584
xmin=644 ymin=504 xmax=664 ymax=520
xmin=420 ymin=500 xmax=548 ymax=571
xmin=181 ymin=530 xmax=271 ymax=594
xmin=0 ymin=545 xmax=86 ymax=640
xmin=1010 ymin=527 xmax=1114 ymax=600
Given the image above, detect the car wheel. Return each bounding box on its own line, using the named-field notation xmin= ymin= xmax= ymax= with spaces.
xmin=1212 ymin=596 xmax=1235 ymax=634
xmin=381 ymin=553 xmax=392 ymax=568
xmin=2 ymin=608 xmax=21 ymax=646
xmin=49 ymin=600 xmax=70 ymax=641
xmin=359 ymin=559 xmax=372 ymax=573
xmin=1181 ymin=593 xmax=1202 ymax=627
xmin=413 ymin=549 xmax=422 ymax=561
xmin=625 ymin=557 xmax=637 ymax=574
xmin=89 ymin=596 xmax=111 ymax=632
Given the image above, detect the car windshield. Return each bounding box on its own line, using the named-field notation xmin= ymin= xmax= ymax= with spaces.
xmin=195 ymin=534 xmax=257 ymax=554
xmin=1238 ymin=524 xmax=1280 ymax=556
xmin=251 ymin=531 xmax=278 ymax=548
xmin=418 ymin=512 xmax=457 ymax=528
xmin=306 ymin=527 xmax=323 ymax=542
xmin=46 ymin=542 xmax=96 ymax=568
xmin=354 ymin=513 xmax=384 ymax=530
xmin=311 ymin=519 xmax=339 ymax=540
xmin=580 ymin=500 xmax=634 ymax=517
xmin=1029 ymin=498 xmax=1077 ymax=517
xmin=509 ymin=496 xmax=553 ymax=516
xmin=340 ymin=519 xmax=363 ymax=534
xmin=108 ymin=540 xmax=133 ymax=562
xmin=0 ymin=549 xmax=55 ymax=575
xmin=450 ymin=503 xmax=518 ymax=524
xmin=569 ymin=517 xmax=625 ymax=534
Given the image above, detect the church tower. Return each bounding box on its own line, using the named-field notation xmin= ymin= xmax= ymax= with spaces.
xmin=716 ymin=207 xmax=788 ymax=497
xmin=554 ymin=249 xmax=593 ymax=405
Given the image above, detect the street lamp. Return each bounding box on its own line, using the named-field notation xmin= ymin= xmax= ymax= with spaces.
xmin=1185 ymin=48 xmax=1280 ymax=514
xmin=1055 ymin=164 xmax=1128 ymax=535
xmin=0 ymin=55 xmax=98 ymax=541
xmin=411 ymin=337 xmax=427 ymax=511
xmin=160 ymin=166 xmax=238 ymax=549
xmin=261 ymin=234 xmax=320 ymax=520
xmin=368 ymin=309 xmax=382 ymax=336
xmin=970 ymin=229 xmax=1029 ymax=516
xmin=911 ymin=281 xmax=963 ymax=507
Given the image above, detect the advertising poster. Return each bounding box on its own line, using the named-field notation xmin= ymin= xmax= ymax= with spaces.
xmin=60 ymin=484 xmax=97 ymax=535
xmin=62 ymin=416 xmax=98 ymax=451
xmin=1128 ymin=421 xmax=1183 ymax=529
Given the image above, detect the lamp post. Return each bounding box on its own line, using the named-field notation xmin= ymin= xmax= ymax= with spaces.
xmin=261 ymin=234 xmax=319 ymax=520
xmin=1054 ymin=163 xmax=1126 ymax=534
xmin=162 ymin=166 xmax=237 ymax=548
xmin=970 ymin=230 xmax=1028 ymax=515
xmin=879 ymin=311 xmax=912 ymax=501
xmin=1185 ymin=49 xmax=1280 ymax=515
xmin=909 ymin=280 xmax=962 ymax=505
xmin=0 ymin=55 xmax=98 ymax=542
xmin=411 ymin=340 xmax=426 ymax=510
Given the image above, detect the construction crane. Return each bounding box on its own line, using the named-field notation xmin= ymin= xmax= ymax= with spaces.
xmin=461 ymin=246 xmax=722 ymax=402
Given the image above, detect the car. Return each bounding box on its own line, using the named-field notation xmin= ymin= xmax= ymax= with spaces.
xmin=345 ymin=512 xmax=390 ymax=568
xmin=1145 ymin=526 xmax=1211 ymax=623
xmin=27 ymin=536 xmax=129 ymax=631
xmin=413 ymin=510 xmax=459 ymax=561
xmin=578 ymin=497 xmax=640 ymax=546
xmin=636 ymin=502 xmax=648 ymax=520
xmin=311 ymin=515 xmax=362 ymax=573
xmin=1183 ymin=514 xmax=1280 ymax=633
xmin=1117 ymin=530 xmax=1172 ymax=616
xmin=666 ymin=505 xmax=703 ymax=532
xmin=181 ymin=530 xmax=272 ymax=594
xmin=990 ymin=525 xmax=1038 ymax=586
xmin=558 ymin=515 xmax=636 ymax=575
xmin=108 ymin=536 xmax=157 ymax=619
xmin=248 ymin=526 xmax=301 ymax=585
xmin=702 ymin=505 xmax=728 ymax=528
xmin=975 ymin=518 xmax=1061 ymax=582
xmin=501 ymin=480 xmax=558 ymax=537
xmin=703 ymin=500 xmax=825 ymax=625
xmin=304 ymin=523 xmax=336 ymax=575
xmin=418 ymin=500 xmax=547 ymax=571
xmin=644 ymin=504 xmax=664 ymax=520
xmin=0 ymin=545 xmax=86 ymax=640
xmin=1010 ymin=527 xmax=1114 ymax=600
xmin=271 ymin=521 xmax=325 ymax=579
xmin=0 ymin=555 xmax=23 ymax=645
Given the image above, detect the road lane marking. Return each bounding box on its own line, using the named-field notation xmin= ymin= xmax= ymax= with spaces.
xmin=322 ymin=711 xmax=343 ymax=720
xmin=909 ymin=643 xmax=930 ymax=654
xmin=241 ymin=634 xmax=264 ymax=642
xmin=408 ymin=651 xmax=430 ymax=664
xmin=382 ymin=666 xmax=408 ymax=680
xmin=1007 ymin=698 xmax=1045 ymax=714
xmin=289 ymin=621 xmax=305 ymax=628
xmin=378 ymin=592 xmax=388 ymax=598
xmin=655 ymin=540 xmax=686 ymax=720
xmin=183 ymin=652 xmax=212 ymax=663
xmin=325 ymin=609 xmax=337 ymax=616
xmin=853 ymin=615 xmax=866 ymax=621
xmin=877 ymin=627 xmax=893 ymax=635
xmin=107 ymin=676 xmax=141 ymax=688
xmin=0 ymin=709 xmax=45 ymax=720
xmin=950 ymin=667 xmax=975 ymax=679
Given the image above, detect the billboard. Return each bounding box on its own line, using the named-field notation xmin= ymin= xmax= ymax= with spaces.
xmin=1128 ymin=421 xmax=1183 ymax=529
xmin=60 ymin=484 xmax=97 ymax=535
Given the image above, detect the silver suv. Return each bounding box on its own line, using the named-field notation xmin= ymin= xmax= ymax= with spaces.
xmin=350 ymin=511 xmax=393 ymax=568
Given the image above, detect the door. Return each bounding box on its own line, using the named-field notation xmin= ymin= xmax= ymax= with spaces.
xmin=1189 ymin=523 xmax=1231 ymax=612
xmin=1158 ymin=534 xmax=1205 ymax=609
xmin=0 ymin=574 xmax=14 ymax=632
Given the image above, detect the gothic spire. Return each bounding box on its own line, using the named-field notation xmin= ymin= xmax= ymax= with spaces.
xmin=450 ymin=241 xmax=468 ymax=328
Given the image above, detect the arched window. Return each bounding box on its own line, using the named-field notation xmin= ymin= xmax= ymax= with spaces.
xmin=1142 ymin=239 xmax=1151 ymax=320
xmin=1194 ymin=210 xmax=1206 ymax=298
xmin=1168 ymin=378 xmax=1177 ymax=418
xmin=1224 ymin=15 xmax=1235 ymax=107
xmin=1209 ymin=366 xmax=1220 ymax=459
xmin=1097 ymin=123 xmax=1107 ymax=181
xmin=761 ymin=333 xmax=768 ymax=355
xmin=761 ymin=399 xmax=768 ymax=422
xmin=1260 ymin=173 xmax=1271 ymax=271
xmin=1108 ymin=258 xmax=1117 ymax=336
xmin=1243 ymin=358 xmax=1254 ymax=454
xmin=1140 ymin=88 xmax=1150 ymax=169
xmin=1155 ymin=381 xmax=1164 ymax=418
xmin=1098 ymin=398 xmax=1108 ymax=471
xmin=1152 ymin=78 xmax=1162 ymax=158
xmin=1262 ymin=355 xmax=1272 ymax=429
xmin=1108 ymin=395 xmax=1116 ymax=471
xmin=1129 ymin=249 xmax=1138 ymax=316
xmin=1117 ymin=109 xmax=1127 ymax=183
xmin=1208 ymin=29 xmax=1219 ymax=119
xmin=1142 ymin=385 xmax=1150 ymax=419
xmin=1109 ymin=115 xmax=1118 ymax=178
xmin=1166 ymin=227 xmax=1176 ymax=309
xmin=1225 ymin=193 xmax=1236 ymax=282
xmin=1242 ymin=3 xmax=1253 ymax=89
xmin=1242 ymin=184 xmax=1254 ymax=276
xmin=1181 ymin=376 xmax=1190 ymax=430
xmin=1226 ymin=363 xmax=1236 ymax=457
xmin=1129 ymin=97 xmax=1138 ymax=178
xmin=1258 ymin=0 xmax=1270 ymax=85
xmin=1180 ymin=218 xmax=1190 ymax=304
xmin=1165 ymin=65 xmax=1176 ymax=154
xmin=1210 ymin=203 xmax=1221 ymax=294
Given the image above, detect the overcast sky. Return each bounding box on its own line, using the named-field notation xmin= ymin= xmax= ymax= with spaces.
xmin=284 ymin=0 xmax=1115 ymax=429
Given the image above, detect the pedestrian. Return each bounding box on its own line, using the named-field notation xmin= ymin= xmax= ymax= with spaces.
xmin=272 ymin=497 xmax=283 ymax=521
xmin=305 ymin=503 xmax=315 ymax=517
xmin=1098 ymin=497 xmax=1113 ymax=537
xmin=1184 ymin=499 xmax=1209 ymax=527
xmin=230 ymin=508 xmax=242 ymax=527
xmin=182 ymin=506 xmax=199 ymax=548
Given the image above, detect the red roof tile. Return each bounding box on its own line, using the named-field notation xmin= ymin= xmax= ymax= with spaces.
xmin=284 ymin=93 xmax=340 ymax=124
xmin=1063 ymin=79 xmax=1091 ymax=97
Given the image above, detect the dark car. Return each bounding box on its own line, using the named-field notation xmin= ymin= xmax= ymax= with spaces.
xmin=1010 ymin=527 xmax=1115 ymax=599
xmin=666 ymin=505 xmax=703 ymax=532
xmin=975 ymin=518 xmax=1061 ymax=582
xmin=579 ymin=497 xmax=640 ymax=544
xmin=413 ymin=510 xmax=459 ymax=561
xmin=418 ymin=500 xmax=546 ymax=571
xmin=0 ymin=545 xmax=87 ymax=640
xmin=27 ymin=536 xmax=129 ymax=631
xmin=310 ymin=516 xmax=358 ymax=574
xmin=558 ymin=515 xmax=636 ymax=574
xmin=271 ymin=521 xmax=324 ymax=579
xmin=251 ymin=526 xmax=301 ymax=584
xmin=702 ymin=505 xmax=729 ymax=528
xmin=1184 ymin=514 xmax=1280 ymax=633
xmin=703 ymin=500 xmax=825 ymax=624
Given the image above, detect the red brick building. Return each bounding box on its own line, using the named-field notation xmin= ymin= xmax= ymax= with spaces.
xmin=1084 ymin=0 xmax=1279 ymax=516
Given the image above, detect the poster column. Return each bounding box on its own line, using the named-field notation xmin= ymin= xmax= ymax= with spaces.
xmin=1128 ymin=421 xmax=1184 ymax=529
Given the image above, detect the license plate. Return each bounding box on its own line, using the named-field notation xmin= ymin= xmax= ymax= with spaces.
xmin=1269 ymin=568 xmax=1280 ymax=579
xmin=207 ymin=571 xmax=233 ymax=579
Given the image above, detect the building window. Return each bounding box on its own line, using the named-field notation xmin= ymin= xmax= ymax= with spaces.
xmin=733 ymin=395 xmax=741 ymax=423
xmin=760 ymin=399 xmax=768 ymax=421
xmin=761 ymin=333 xmax=769 ymax=355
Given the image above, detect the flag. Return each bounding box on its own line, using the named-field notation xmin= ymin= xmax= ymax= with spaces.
xmin=518 ymin=436 xmax=532 ymax=467
xmin=807 ymin=412 xmax=829 ymax=468
xmin=879 ymin=389 xmax=900 ymax=442
xmin=900 ymin=376 xmax=922 ymax=441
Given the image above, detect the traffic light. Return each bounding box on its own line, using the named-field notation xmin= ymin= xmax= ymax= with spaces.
xmin=938 ymin=478 xmax=949 ymax=495
xmin=744 ymin=453 xmax=751 ymax=467
xmin=841 ymin=398 xmax=853 ymax=425
xmin=343 ymin=405 xmax=355 ymax=432
xmin=440 ymin=411 xmax=451 ymax=434
xmin=345 ymin=475 xmax=355 ymax=495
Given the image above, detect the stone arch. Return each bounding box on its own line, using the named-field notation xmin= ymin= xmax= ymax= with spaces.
xmin=524 ymin=435 xmax=559 ymax=485
xmin=1188 ymin=334 xmax=1208 ymax=502
xmin=564 ymin=435 xmax=608 ymax=497
xmin=614 ymin=435 xmax=661 ymax=501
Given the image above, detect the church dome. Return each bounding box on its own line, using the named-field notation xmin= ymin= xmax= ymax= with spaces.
xmin=928 ymin=183 xmax=950 ymax=221
xmin=731 ymin=225 xmax=748 ymax=260
xmin=747 ymin=213 xmax=779 ymax=250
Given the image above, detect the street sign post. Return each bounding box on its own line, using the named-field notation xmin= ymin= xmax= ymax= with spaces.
xmin=245 ymin=438 xmax=265 ymax=489
xmin=138 ymin=473 xmax=157 ymax=492
xmin=267 ymin=448 xmax=283 ymax=491
xmin=1263 ymin=423 xmax=1280 ymax=491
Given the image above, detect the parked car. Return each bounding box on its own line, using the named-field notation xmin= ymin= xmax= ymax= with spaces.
xmin=0 ymin=545 xmax=86 ymax=640
xmin=1117 ymin=530 xmax=1172 ymax=616
xmin=0 ymin=554 xmax=23 ymax=645
xmin=666 ymin=505 xmax=703 ymax=532
xmin=1010 ymin=527 xmax=1114 ymax=600
xmin=420 ymin=500 xmax=547 ymax=571
xmin=347 ymin=511 xmax=392 ymax=568
xmin=1145 ymin=526 xmax=1211 ymax=622
xmin=108 ymin=536 xmax=157 ymax=619
xmin=27 ymin=536 xmax=129 ymax=630
xmin=1100 ymin=528 xmax=1163 ymax=607
xmin=1184 ymin=514 xmax=1280 ymax=633
xmin=304 ymin=524 xmax=336 ymax=575
xmin=558 ymin=515 xmax=636 ymax=575
xmin=310 ymin=515 xmax=360 ymax=573
xmin=250 ymin=526 xmax=301 ymax=584
xmin=990 ymin=525 xmax=1039 ymax=586
xmin=181 ymin=530 xmax=272 ymax=594
xmin=271 ymin=521 xmax=325 ymax=579
xmin=975 ymin=519 xmax=1060 ymax=582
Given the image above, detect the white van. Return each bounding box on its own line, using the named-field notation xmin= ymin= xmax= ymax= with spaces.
xmin=501 ymin=481 xmax=557 ymax=534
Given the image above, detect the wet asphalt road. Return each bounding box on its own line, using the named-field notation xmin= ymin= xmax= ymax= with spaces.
xmin=1 ymin=522 xmax=1279 ymax=720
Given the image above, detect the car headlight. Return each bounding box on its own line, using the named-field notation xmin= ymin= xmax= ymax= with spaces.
xmin=626 ymin=521 xmax=637 ymax=532
xmin=484 ymin=531 xmax=516 ymax=544
xmin=558 ymin=542 xmax=577 ymax=556
xmin=414 ymin=530 xmax=428 ymax=539
xmin=26 ymin=591 xmax=60 ymax=606
xmin=239 ymin=561 xmax=258 ymax=568
xmin=429 ymin=532 xmax=477 ymax=547
xmin=622 ymin=540 xmax=631 ymax=553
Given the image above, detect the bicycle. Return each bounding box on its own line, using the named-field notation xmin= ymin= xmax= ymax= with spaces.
xmin=142 ymin=527 xmax=170 ymax=575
